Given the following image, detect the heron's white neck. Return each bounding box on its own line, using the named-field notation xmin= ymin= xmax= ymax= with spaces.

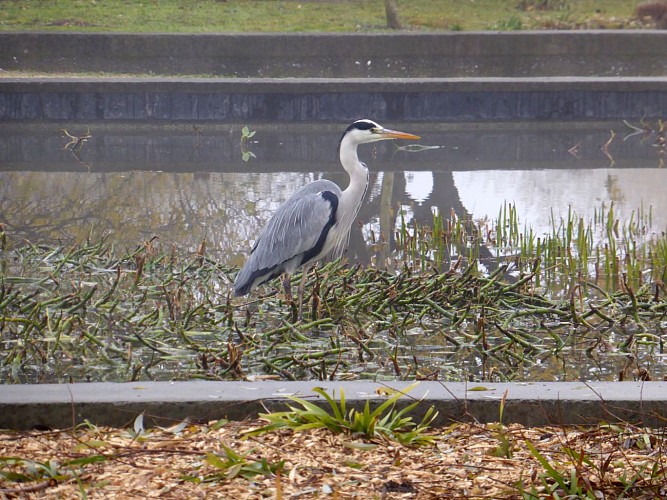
xmin=327 ymin=136 xmax=370 ymax=258
xmin=339 ymin=137 xmax=370 ymax=206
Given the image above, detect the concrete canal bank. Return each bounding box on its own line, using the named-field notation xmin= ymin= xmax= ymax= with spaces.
xmin=1 ymin=31 xmax=667 ymax=122
xmin=2 ymin=76 xmax=667 ymax=122
xmin=2 ymin=31 xmax=667 ymax=78
xmin=1 ymin=381 xmax=666 ymax=430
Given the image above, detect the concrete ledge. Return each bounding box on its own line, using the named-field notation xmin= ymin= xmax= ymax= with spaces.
xmin=3 ymin=77 xmax=667 ymax=121
xmin=2 ymin=31 xmax=667 ymax=78
xmin=4 ymin=76 xmax=667 ymax=92
xmin=1 ymin=381 xmax=666 ymax=430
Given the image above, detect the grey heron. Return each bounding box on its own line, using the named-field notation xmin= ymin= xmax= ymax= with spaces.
xmin=233 ymin=119 xmax=420 ymax=298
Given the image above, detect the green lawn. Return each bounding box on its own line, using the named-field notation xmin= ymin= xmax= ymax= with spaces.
xmin=0 ymin=0 xmax=646 ymax=32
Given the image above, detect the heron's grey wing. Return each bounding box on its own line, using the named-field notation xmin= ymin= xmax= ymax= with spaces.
xmin=234 ymin=180 xmax=341 ymax=296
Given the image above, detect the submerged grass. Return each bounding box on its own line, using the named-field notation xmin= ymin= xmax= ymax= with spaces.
xmin=1 ymin=202 xmax=666 ymax=384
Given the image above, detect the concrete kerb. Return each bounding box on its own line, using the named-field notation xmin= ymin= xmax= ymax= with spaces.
xmin=1 ymin=381 xmax=665 ymax=430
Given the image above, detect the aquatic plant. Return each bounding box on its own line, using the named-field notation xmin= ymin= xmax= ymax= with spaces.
xmin=1 ymin=204 xmax=666 ymax=384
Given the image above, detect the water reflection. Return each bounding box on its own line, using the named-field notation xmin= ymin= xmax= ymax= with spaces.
xmin=1 ymin=122 xmax=666 ymax=265
xmin=455 ymin=169 xmax=667 ymax=238
xmin=0 ymin=170 xmax=318 ymax=268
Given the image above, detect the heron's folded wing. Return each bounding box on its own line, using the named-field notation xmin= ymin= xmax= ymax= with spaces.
xmin=249 ymin=187 xmax=338 ymax=272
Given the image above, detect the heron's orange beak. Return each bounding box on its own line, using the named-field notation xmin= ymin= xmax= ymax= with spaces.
xmin=378 ymin=128 xmax=421 ymax=140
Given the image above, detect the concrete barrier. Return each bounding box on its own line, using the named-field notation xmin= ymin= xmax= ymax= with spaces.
xmin=2 ymin=32 xmax=667 ymax=122
xmin=2 ymin=77 xmax=667 ymax=122
xmin=2 ymin=381 xmax=667 ymax=430
xmin=2 ymin=31 xmax=667 ymax=78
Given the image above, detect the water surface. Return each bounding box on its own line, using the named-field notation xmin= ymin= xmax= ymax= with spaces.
xmin=2 ymin=122 xmax=665 ymax=261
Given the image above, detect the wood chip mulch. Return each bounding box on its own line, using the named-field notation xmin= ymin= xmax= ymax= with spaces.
xmin=1 ymin=420 xmax=667 ymax=499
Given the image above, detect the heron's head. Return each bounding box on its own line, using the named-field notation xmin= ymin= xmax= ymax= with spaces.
xmin=340 ymin=119 xmax=421 ymax=146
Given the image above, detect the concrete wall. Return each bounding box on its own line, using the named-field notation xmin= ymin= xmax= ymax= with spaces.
xmin=2 ymin=31 xmax=667 ymax=78
xmin=2 ymin=78 xmax=667 ymax=122
xmin=2 ymin=32 xmax=667 ymax=122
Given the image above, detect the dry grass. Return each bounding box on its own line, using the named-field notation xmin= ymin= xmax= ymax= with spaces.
xmin=2 ymin=419 xmax=667 ymax=498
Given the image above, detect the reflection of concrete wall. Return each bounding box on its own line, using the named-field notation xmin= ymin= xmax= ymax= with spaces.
xmin=1 ymin=124 xmax=664 ymax=172
xmin=2 ymin=32 xmax=667 ymax=77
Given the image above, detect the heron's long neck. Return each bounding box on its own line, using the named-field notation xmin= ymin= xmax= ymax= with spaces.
xmin=326 ymin=137 xmax=370 ymax=258
xmin=339 ymin=139 xmax=369 ymax=212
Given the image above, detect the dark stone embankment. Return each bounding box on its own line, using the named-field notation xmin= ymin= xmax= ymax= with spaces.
xmin=2 ymin=77 xmax=667 ymax=122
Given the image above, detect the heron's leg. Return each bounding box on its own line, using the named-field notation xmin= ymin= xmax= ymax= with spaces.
xmin=297 ymin=265 xmax=311 ymax=320
xmin=283 ymin=274 xmax=299 ymax=323
xmin=282 ymin=273 xmax=293 ymax=302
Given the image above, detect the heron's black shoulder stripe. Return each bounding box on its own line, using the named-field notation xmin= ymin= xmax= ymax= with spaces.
xmin=320 ymin=190 xmax=339 ymax=213
xmin=300 ymin=190 xmax=338 ymax=265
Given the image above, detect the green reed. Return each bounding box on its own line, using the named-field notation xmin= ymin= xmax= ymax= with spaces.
xmin=391 ymin=201 xmax=666 ymax=295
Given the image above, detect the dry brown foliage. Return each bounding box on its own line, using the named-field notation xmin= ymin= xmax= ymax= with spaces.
xmin=637 ymin=1 xmax=667 ymax=28
xmin=2 ymin=419 xmax=667 ymax=499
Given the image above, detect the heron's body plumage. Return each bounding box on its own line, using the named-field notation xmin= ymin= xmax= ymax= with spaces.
xmin=233 ymin=180 xmax=345 ymax=296
xmin=233 ymin=120 xmax=419 ymax=297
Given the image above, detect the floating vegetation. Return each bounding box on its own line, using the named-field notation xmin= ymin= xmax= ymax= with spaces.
xmin=623 ymin=117 xmax=666 ymax=167
xmin=0 ymin=202 xmax=666 ymax=384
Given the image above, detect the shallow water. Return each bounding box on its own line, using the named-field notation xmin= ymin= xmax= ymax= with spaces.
xmin=2 ymin=122 xmax=666 ymax=261
xmin=1 ymin=121 xmax=666 ymax=383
